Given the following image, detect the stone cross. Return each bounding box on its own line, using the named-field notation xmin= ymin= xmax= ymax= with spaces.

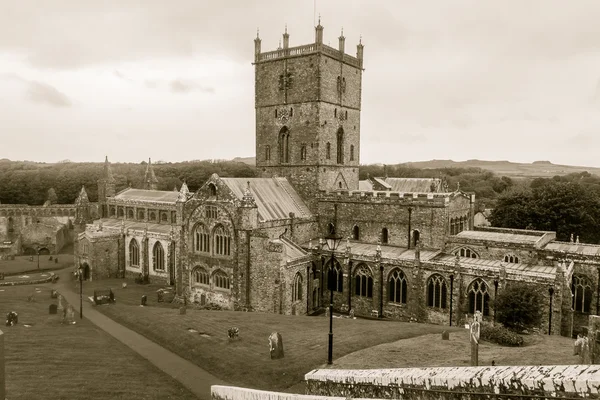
xmin=57 ymin=294 xmax=64 ymax=311
xmin=470 ymin=311 xmax=481 ymax=366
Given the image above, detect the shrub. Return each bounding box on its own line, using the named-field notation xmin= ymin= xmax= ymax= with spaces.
xmin=494 ymin=282 xmax=543 ymax=331
xmin=480 ymin=323 xmax=524 ymax=346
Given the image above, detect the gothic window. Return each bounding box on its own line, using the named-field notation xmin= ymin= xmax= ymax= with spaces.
xmin=326 ymin=142 xmax=331 ymax=159
xmin=265 ymin=145 xmax=271 ymax=161
xmin=208 ymin=183 xmax=217 ymax=197
xmin=334 ymin=108 xmax=337 ymax=118
xmin=350 ymin=145 xmax=355 ymax=161
xmin=279 ymin=126 xmax=290 ymax=163
xmin=427 ymin=274 xmax=447 ymax=309
xmin=354 ymin=264 xmax=373 ymax=298
xmin=572 ymin=275 xmax=593 ymax=313
xmin=213 ymin=270 xmax=230 ymax=289
xmin=388 ymin=269 xmax=407 ymax=304
xmin=459 ymin=216 xmax=465 ymax=232
xmin=193 ymin=224 xmax=209 ymax=253
xmin=450 ymin=218 xmax=455 ymax=235
xmin=468 ymin=279 xmax=490 ymax=316
xmin=127 ymin=209 xmax=134 ymax=219
xmin=138 ymin=210 xmax=145 ymax=220
xmin=300 ymin=145 xmax=307 ymax=161
xmin=381 ymin=228 xmax=389 ymax=244
xmin=149 ymin=211 xmax=156 ymax=221
xmin=336 ymin=128 xmax=344 ymax=164
xmin=205 ymin=205 xmax=218 ymax=219
xmin=129 ymin=239 xmax=139 ymax=267
xmin=193 ymin=266 xmax=209 ymax=285
xmin=342 ymin=77 xmax=346 ymax=93
xmin=292 ymin=273 xmax=303 ymax=302
xmin=325 ymin=259 xmax=343 ymax=292
xmin=110 ymin=207 xmax=116 ymax=217
xmin=345 ymin=110 xmax=348 ymax=119
xmin=275 ymin=109 xmax=278 ymax=118
xmin=336 ymin=76 xmax=341 ymax=95
xmin=455 ymin=247 xmax=478 ymax=259
xmin=153 ymin=242 xmax=165 ymax=271
xmin=352 ymin=225 xmax=360 ymax=240
xmin=290 ymin=107 xmax=293 ymax=117
xmin=161 ymin=212 xmax=168 ymax=222
xmin=214 ymin=225 xmax=231 ymax=256
xmin=503 ymin=254 xmax=519 ymax=263
xmin=413 ymin=230 xmax=420 ymax=247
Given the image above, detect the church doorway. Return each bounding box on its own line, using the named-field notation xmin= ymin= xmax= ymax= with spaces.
xmin=38 ymin=248 xmax=50 ymax=255
xmin=312 ymin=288 xmax=318 ymax=309
xmin=82 ymin=263 xmax=90 ymax=281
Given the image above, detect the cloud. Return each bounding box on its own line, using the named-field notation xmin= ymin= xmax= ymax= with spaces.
xmin=27 ymin=81 xmax=72 ymax=107
xmin=169 ymin=79 xmax=214 ymax=94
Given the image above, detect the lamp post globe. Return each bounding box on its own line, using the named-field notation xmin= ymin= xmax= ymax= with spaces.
xmin=324 ymin=231 xmax=342 ymax=365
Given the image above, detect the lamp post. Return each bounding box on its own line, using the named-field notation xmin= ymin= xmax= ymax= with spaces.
xmin=325 ymin=231 xmax=342 ymax=365
xmin=78 ymin=265 xmax=83 ymax=319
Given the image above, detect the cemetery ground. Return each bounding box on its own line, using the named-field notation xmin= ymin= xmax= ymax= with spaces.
xmin=0 ymin=285 xmax=198 ymax=399
xmin=0 ymin=254 xmax=70 ymax=276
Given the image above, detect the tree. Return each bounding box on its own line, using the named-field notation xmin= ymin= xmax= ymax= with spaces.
xmin=494 ymin=283 xmax=543 ymax=331
xmin=47 ymin=188 xmax=58 ymax=205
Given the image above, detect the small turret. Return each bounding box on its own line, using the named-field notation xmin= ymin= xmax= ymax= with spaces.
xmin=143 ymin=158 xmax=159 ymax=190
xmin=239 ymin=181 xmax=258 ymax=231
xmin=338 ymin=28 xmax=345 ymax=54
xmin=177 ymin=181 xmax=190 ymax=203
xmin=75 ymin=185 xmax=91 ymax=224
xmin=254 ymin=28 xmax=261 ymax=62
xmin=356 ymin=35 xmax=364 ymax=67
xmin=98 ymin=156 xmax=116 ymax=217
xmin=315 ymin=16 xmax=324 ymax=45
xmin=283 ymin=25 xmax=289 ymax=49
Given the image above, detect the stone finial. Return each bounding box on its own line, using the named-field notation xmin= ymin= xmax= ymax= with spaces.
xmin=570 ymin=233 xmax=574 ymax=243
xmin=76 ymin=185 xmax=89 ymax=205
xmin=576 ymin=235 xmax=580 ymax=244
xmin=241 ymin=181 xmax=257 ymax=208
xmin=177 ymin=181 xmax=190 ymax=202
xmin=457 ymin=181 xmax=461 ymax=191
xmin=308 ymin=239 xmax=313 ymax=250
xmin=173 ymin=185 xmax=178 ymax=192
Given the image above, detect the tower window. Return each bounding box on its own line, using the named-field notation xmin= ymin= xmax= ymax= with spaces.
xmin=275 ymin=109 xmax=278 ymax=118
xmin=326 ymin=142 xmax=331 ymax=160
xmin=300 ymin=145 xmax=307 ymax=161
xmin=336 ymin=128 xmax=344 ymax=164
xmin=352 ymin=225 xmax=360 ymax=240
xmin=334 ymin=109 xmax=337 ymax=118
xmin=290 ymin=108 xmax=293 ymax=117
xmin=350 ymin=145 xmax=355 ymax=161
xmin=279 ymin=126 xmax=290 ymax=163
xmin=345 ymin=110 xmax=348 ymax=119
xmin=208 ymin=183 xmax=217 ymax=197
xmin=265 ymin=145 xmax=271 ymax=161
xmin=342 ymin=77 xmax=346 ymax=93
xmin=382 ymin=228 xmax=389 ymax=244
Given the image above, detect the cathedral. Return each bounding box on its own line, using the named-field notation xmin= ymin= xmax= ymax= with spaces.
xmin=73 ymin=23 xmax=600 ymax=337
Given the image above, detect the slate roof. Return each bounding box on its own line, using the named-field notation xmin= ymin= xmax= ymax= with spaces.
xmin=544 ymin=241 xmax=600 ymax=256
xmin=92 ymin=218 xmax=174 ymax=235
xmin=358 ymin=180 xmax=373 ymax=190
xmin=455 ymin=230 xmax=544 ymax=244
xmin=274 ymin=238 xmax=308 ymax=265
xmin=435 ymin=253 xmax=556 ymax=279
xmin=384 ymin=177 xmax=442 ymax=192
xmin=303 ymin=240 xmax=441 ymax=262
xmin=113 ymin=188 xmax=179 ymax=204
xmin=221 ymin=177 xmax=312 ymax=221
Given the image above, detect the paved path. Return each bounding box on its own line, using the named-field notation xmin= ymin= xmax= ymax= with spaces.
xmin=47 ymin=270 xmax=227 ymax=399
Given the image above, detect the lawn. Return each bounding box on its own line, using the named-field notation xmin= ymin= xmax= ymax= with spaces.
xmin=72 ymin=278 xmax=451 ymax=391
xmin=0 ymin=254 xmax=72 ymax=276
xmin=0 ymin=285 xmax=198 ymax=400
xmin=332 ymin=329 xmax=580 ymax=369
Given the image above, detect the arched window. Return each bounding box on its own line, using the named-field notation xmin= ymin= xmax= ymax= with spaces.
xmin=129 ymin=239 xmax=139 ymax=267
xmin=161 ymin=212 xmax=168 ymax=222
xmin=326 ymin=142 xmax=331 ymax=159
xmin=213 ymin=270 xmax=230 ymax=289
xmin=334 ymin=108 xmax=337 ymax=118
xmin=350 ymin=145 xmax=355 ymax=161
xmin=503 ymin=254 xmax=519 ymax=263
xmin=149 ymin=211 xmax=156 ymax=221
xmin=427 ymin=274 xmax=447 ymax=309
xmin=455 ymin=247 xmax=479 ymax=259
xmin=293 ymin=273 xmax=303 ymax=302
xmin=192 ymin=266 xmax=209 ymax=285
xmin=137 ymin=210 xmax=145 ymax=220
xmin=325 ymin=259 xmax=343 ymax=292
xmin=194 ymin=224 xmax=209 ymax=253
xmin=381 ymin=228 xmax=389 ymax=244
xmin=289 ymin=107 xmax=293 ymax=117
xmin=300 ymin=145 xmax=307 ymax=161
xmin=153 ymin=242 xmax=165 ymax=271
xmin=208 ymin=183 xmax=217 ymax=197
xmin=110 ymin=207 xmax=116 ymax=217
xmin=388 ymin=269 xmax=407 ymax=304
xmin=413 ymin=230 xmax=420 ymax=247
xmin=214 ymin=225 xmax=231 ymax=256
xmin=354 ymin=264 xmax=373 ymax=298
xmin=127 ymin=209 xmax=134 ymax=219
xmin=468 ymin=279 xmax=490 ymax=316
xmin=205 ymin=205 xmax=218 ymax=219
xmin=279 ymin=126 xmax=290 ymax=163
xmin=572 ymin=275 xmax=593 ymax=313
xmin=265 ymin=145 xmax=271 ymax=161
xmin=352 ymin=225 xmax=360 ymax=240
xmin=345 ymin=110 xmax=348 ymax=119
xmin=336 ymin=128 xmax=344 ymax=164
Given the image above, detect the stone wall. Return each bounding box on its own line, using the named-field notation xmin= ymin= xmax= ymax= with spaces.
xmin=211 ymin=385 xmax=361 ymax=400
xmin=305 ymin=365 xmax=600 ymax=399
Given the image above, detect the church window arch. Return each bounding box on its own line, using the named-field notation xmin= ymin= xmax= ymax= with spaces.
xmin=127 ymin=209 xmax=134 ymax=219
xmin=192 ymin=266 xmax=209 ymax=286
xmin=468 ymin=278 xmax=490 ymax=316
xmin=381 ymin=227 xmax=389 ymax=244
xmin=388 ymin=268 xmax=407 ymax=304
xmin=326 ymin=142 xmax=331 ymax=160
xmin=110 ymin=206 xmax=116 ymax=217
xmin=325 ymin=258 xmax=343 ymax=292
xmin=138 ymin=210 xmax=145 ymax=220
xmin=503 ymin=254 xmax=519 ymax=263
xmin=208 ymin=183 xmax=217 ymax=197
xmin=352 ymin=225 xmax=360 ymax=240
xmin=129 ymin=239 xmax=140 ymax=267
xmin=427 ymin=274 xmax=447 ymax=309
xmin=354 ymin=264 xmax=373 ymax=298
xmin=213 ymin=225 xmax=231 ymax=256
xmin=213 ymin=270 xmax=230 ymax=289
xmin=161 ymin=212 xmax=168 ymax=222
xmin=413 ymin=230 xmax=420 ymax=247
xmin=292 ymin=273 xmax=303 ymax=302
xmin=336 ymin=128 xmax=344 ymax=164
xmin=279 ymin=126 xmax=290 ymax=164
xmin=193 ymin=224 xmax=210 ymax=253
xmin=572 ymin=275 xmax=593 ymax=313
xmin=300 ymin=145 xmax=307 ymax=161
xmin=149 ymin=211 xmax=156 ymax=221
xmin=152 ymin=242 xmax=165 ymax=271
xmin=265 ymin=145 xmax=271 ymax=161
xmin=455 ymin=247 xmax=479 ymax=259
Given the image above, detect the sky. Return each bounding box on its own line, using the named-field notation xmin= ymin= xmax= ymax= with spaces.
xmin=1 ymin=0 xmax=600 ymax=166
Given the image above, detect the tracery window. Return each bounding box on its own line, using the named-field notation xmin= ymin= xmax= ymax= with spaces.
xmin=292 ymin=273 xmax=303 ymax=302
xmin=354 ymin=264 xmax=373 ymax=298
xmin=503 ymin=254 xmax=519 ymax=263
xmin=194 ymin=224 xmax=210 ymax=253
xmin=468 ymin=279 xmax=490 ymax=316
xmin=205 ymin=205 xmax=218 ymax=219
xmin=279 ymin=126 xmax=290 ymax=163
xmin=427 ymin=274 xmax=447 ymax=309
xmin=572 ymin=275 xmax=593 ymax=313
xmin=129 ymin=239 xmax=139 ymax=267
xmin=388 ymin=269 xmax=407 ymax=304
xmin=214 ymin=225 xmax=231 ymax=256
xmin=455 ymin=247 xmax=478 ymax=259
xmin=193 ymin=266 xmax=209 ymax=285
xmin=213 ymin=270 xmax=230 ymax=289
xmin=153 ymin=242 xmax=165 ymax=271
xmin=336 ymin=128 xmax=344 ymax=164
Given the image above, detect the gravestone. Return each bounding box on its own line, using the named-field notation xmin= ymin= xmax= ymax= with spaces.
xmin=141 ymin=295 xmax=147 ymax=306
xmin=5 ymin=312 xmax=17 ymax=327
xmin=470 ymin=311 xmax=481 ymax=366
xmin=122 ymin=282 xmax=127 ymax=289
xmin=442 ymin=330 xmax=450 ymax=340
xmin=49 ymin=304 xmax=58 ymax=315
xmin=574 ymin=334 xmax=584 ymax=355
xmin=349 ymin=308 xmax=355 ymax=319
xmin=179 ymin=306 xmax=186 ymax=315
xmin=63 ymin=305 xmax=75 ymax=324
xmin=50 ymin=290 xmax=58 ymax=299
xmin=269 ymin=332 xmax=284 ymax=359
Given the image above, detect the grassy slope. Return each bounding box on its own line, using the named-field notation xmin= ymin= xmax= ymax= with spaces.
xmin=0 ymin=285 xmax=198 ymax=400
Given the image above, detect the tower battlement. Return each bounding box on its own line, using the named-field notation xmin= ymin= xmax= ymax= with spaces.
xmin=255 ymin=43 xmax=363 ymax=69
xmin=318 ymin=190 xmax=454 ymax=206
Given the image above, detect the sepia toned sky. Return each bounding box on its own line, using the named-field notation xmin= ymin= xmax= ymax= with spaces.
xmin=1 ymin=0 xmax=600 ymax=166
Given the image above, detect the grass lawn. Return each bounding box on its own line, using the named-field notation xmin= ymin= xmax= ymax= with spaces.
xmin=73 ymin=278 xmax=451 ymax=391
xmin=0 ymin=255 xmax=72 ymax=276
xmin=332 ymin=329 xmax=580 ymax=369
xmin=0 ymin=285 xmax=198 ymax=400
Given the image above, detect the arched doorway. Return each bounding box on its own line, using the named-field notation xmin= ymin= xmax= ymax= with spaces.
xmin=38 ymin=248 xmax=50 ymax=255
xmin=82 ymin=263 xmax=91 ymax=281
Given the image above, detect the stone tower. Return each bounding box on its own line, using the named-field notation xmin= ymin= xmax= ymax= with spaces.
xmin=144 ymin=158 xmax=159 ymax=190
xmin=97 ymin=156 xmax=116 ymax=217
xmin=253 ymin=22 xmax=364 ymax=208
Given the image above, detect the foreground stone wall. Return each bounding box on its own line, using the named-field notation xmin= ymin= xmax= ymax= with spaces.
xmin=212 ymin=386 xmax=365 ymax=400
xmin=305 ymin=365 xmax=600 ymax=399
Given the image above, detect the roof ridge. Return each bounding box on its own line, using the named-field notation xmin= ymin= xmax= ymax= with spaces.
xmin=273 ymin=177 xmax=307 ymax=218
